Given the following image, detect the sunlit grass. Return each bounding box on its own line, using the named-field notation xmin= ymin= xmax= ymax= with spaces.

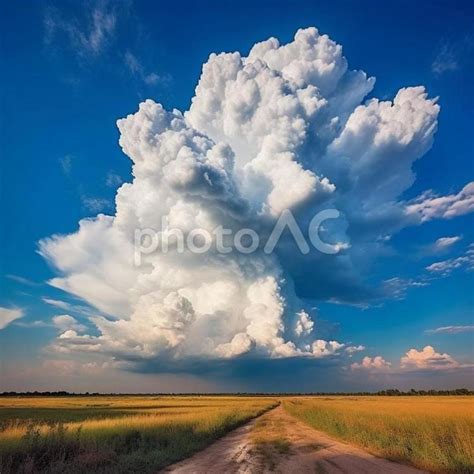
xmin=0 ymin=396 xmax=277 ymax=473
xmin=283 ymin=396 xmax=474 ymax=473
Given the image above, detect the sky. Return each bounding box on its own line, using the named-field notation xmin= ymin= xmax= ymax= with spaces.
xmin=0 ymin=0 xmax=473 ymax=393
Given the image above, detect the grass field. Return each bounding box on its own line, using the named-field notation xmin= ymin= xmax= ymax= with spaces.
xmin=1 ymin=395 xmax=472 ymax=473
xmin=284 ymin=396 xmax=474 ymax=473
xmin=0 ymin=396 xmax=277 ymax=473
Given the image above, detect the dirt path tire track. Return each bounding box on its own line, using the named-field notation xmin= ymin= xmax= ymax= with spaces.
xmin=162 ymin=405 xmax=428 ymax=474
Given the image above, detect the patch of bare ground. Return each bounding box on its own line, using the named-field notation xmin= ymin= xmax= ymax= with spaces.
xmin=162 ymin=405 xmax=428 ymax=473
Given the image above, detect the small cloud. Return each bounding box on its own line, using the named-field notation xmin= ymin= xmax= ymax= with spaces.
xmin=143 ymin=72 xmax=161 ymax=86
xmin=432 ymin=37 xmax=473 ymax=76
xmin=42 ymin=297 xmax=72 ymax=311
xmin=124 ymin=50 xmax=171 ymax=87
xmin=52 ymin=314 xmax=87 ymax=333
xmin=44 ymin=3 xmax=117 ymax=58
xmin=105 ymin=171 xmax=123 ymax=188
xmin=294 ymin=310 xmax=314 ymax=336
xmin=400 ymin=345 xmax=459 ymax=371
xmin=345 ymin=345 xmax=365 ymax=354
xmin=81 ymin=196 xmax=111 ymax=213
xmin=382 ymin=277 xmax=429 ymax=300
xmin=124 ymin=50 xmax=141 ymax=74
xmin=311 ymin=340 xmax=344 ymax=358
xmin=426 ymin=244 xmax=474 ymax=275
xmin=6 ymin=274 xmax=40 ymax=287
xmin=419 ymin=235 xmax=463 ymax=257
xmin=432 ymin=42 xmax=459 ymax=75
xmin=406 ymin=182 xmax=474 ymax=222
xmin=0 ymin=307 xmax=24 ymax=330
xmin=145 ymin=72 xmax=172 ymax=87
xmin=60 ymin=154 xmax=73 ymax=176
xmin=425 ymin=325 xmax=474 ymax=335
xmin=42 ymin=297 xmax=96 ymax=317
xmin=432 ymin=236 xmax=462 ymax=252
xmin=15 ymin=320 xmax=50 ymax=328
xmin=351 ymin=355 xmax=391 ymax=371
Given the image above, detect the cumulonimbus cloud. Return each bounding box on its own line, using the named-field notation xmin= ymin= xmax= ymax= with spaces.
xmin=38 ymin=27 xmax=469 ymax=366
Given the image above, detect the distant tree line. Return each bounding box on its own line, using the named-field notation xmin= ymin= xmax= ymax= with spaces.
xmin=0 ymin=388 xmax=472 ymax=397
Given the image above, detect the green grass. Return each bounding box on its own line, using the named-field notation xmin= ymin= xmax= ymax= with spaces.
xmin=284 ymin=396 xmax=474 ymax=473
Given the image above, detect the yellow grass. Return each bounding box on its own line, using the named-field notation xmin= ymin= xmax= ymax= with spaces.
xmin=284 ymin=396 xmax=474 ymax=473
xmin=1 ymin=395 xmax=472 ymax=473
xmin=0 ymin=396 xmax=277 ymax=473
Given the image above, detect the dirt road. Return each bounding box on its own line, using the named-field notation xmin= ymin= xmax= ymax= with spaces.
xmin=162 ymin=405 xmax=427 ymax=473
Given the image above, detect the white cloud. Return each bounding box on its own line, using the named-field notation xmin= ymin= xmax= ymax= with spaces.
xmin=6 ymin=274 xmax=40 ymax=286
xmin=45 ymin=3 xmax=117 ymax=57
xmin=215 ymin=333 xmax=254 ymax=358
xmin=124 ymin=51 xmax=170 ymax=87
xmin=382 ymin=277 xmax=428 ymax=300
xmin=425 ymin=325 xmax=474 ymax=335
xmin=60 ymin=154 xmax=73 ymax=176
xmin=406 ymin=182 xmax=474 ymax=222
xmin=351 ymin=355 xmax=391 ymax=371
xmin=426 ymin=244 xmax=474 ymax=275
xmin=400 ymin=345 xmax=459 ymax=370
xmin=0 ymin=307 xmax=24 ymax=330
xmin=432 ymin=38 xmax=473 ymax=76
xmin=105 ymin=171 xmax=123 ymax=188
xmin=430 ymin=236 xmax=462 ymax=253
xmin=81 ymin=196 xmax=111 ymax=213
xmin=432 ymin=42 xmax=459 ymax=75
xmin=345 ymin=345 xmax=365 ymax=354
xmin=39 ymin=27 xmax=445 ymax=366
xmin=311 ymin=340 xmax=345 ymax=358
xmin=42 ymin=297 xmax=96 ymax=317
xmin=42 ymin=298 xmax=73 ymax=311
xmin=52 ymin=314 xmax=87 ymax=333
xmin=294 ymin=310 xmax=314 ymax=336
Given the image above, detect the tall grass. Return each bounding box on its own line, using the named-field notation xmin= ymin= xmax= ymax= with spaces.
xmin=0 ymin=396 xmax=277 ymax=473
xmin=284 ymin=396 xmax=474 ymax=473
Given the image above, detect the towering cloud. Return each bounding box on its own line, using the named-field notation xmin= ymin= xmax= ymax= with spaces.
xmin=40 ymin=27 xmax=453 ymax=366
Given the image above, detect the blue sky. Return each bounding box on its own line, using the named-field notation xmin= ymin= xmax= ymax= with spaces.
xmin=0 ymin=0 xmax=473 ymax=392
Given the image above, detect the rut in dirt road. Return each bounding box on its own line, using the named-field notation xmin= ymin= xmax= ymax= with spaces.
xmin=162 ymin=405 xmax=428 ymax=474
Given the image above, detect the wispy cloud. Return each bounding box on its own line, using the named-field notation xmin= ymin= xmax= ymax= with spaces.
xmin=124 ymin=50 xmax=172 ymax=86
xmin=426 ymin=244 xmax=474 ymax=275
xmin=14 ymin=320 xmax=50 ymax=328
xmin=345 ymin=345 xmax=365 ymax=354
xmin=0 ymin=307 xmax=24 ymax=330
xmin=81 ymin=195 xmax=111 ymax=213
xmin=6 ymin=274 xmax=41 ymax=287
xmin=406 ymin=182 xmax=474 ymax=222
xmin=432 ymin=42 xmax=460 ymax=75
xmin=382 ymin=277 xmax=429 ymax=300
xmin=425 ymin=325 xmax=474 ymax=335
xmin=52 ymin=314 xmax=87 ymax=333
xmin=432 ymin=37 xmax=473 ymax=76
xmin=418 ymin=235 xmax=463 ymax=258
xmin=431 ymin=236 xmax=462 ymax=252
xmin=42 ymin=297 xmax=97 ymax=317
xmin=44 ymin=2 xmax=117 ymax=58
xmin=59 ymin=154 xmax=73 ymax=176
xmin=105 ymin=171 xmax=123 ymax=188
